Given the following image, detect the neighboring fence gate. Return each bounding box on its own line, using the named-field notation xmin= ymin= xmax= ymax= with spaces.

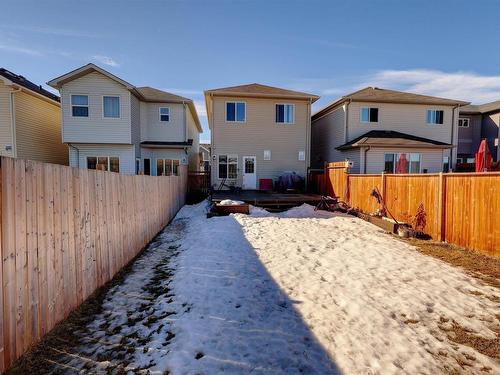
xmin=322 ymin=161 xmax=500 ymax=258
xmin=0 ymin=156 xmax=187 ymax=373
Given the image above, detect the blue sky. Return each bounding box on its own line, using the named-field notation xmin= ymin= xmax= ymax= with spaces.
xmin=2 ymin=0 xmax=500 ymax=142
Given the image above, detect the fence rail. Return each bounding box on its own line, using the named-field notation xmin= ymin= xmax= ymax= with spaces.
xmin=0 ymin=157 xmax=187 ymax=373
xmin=322 ymin=161 xmax=500 ymax=258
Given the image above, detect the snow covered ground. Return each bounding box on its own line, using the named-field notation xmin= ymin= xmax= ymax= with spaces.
xmin=43 ymin=202 xmax=499 ymax=374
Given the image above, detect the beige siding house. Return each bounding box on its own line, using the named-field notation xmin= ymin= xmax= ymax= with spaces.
xmin=48 ymin=64 xmax=202 ymax=175
xmin=0 ymin=69 xmax=68 ymax=165
xmin=205 ymin=84 xmax=319 ymax=189
xmin=459 ymin=101 xmax=500 ymax=162
xmin=311 ymin=87 xmax=469 ymax=173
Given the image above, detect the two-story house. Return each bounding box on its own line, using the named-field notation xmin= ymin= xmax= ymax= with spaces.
xmin=311 ymin=87 xmax=469 ymax=173
xmin=0 ymin=68 xmax=68 ymax=164
xmin=458 ymin=100 xmax=500 ymax=163
xmin=204 ymin=83 xmax=319 ymax=189
xmin=48 ymin=63 xmax=202 ymax=175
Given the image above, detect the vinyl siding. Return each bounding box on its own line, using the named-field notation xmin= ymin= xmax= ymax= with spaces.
xmin=140 ymin=148 xmax=187 ymax=176
xmin=211 ymin=96 xmax=310 ymax=187
xmin=60 ymin=71 xmax=132 ymax=144
xmin=457 ymin=114 xmax=482 ymax=156
xmin=0 ymin=81 xmax=14 ymax=157
xmin=364 ymin=148 xmax=447 ymax=174
xmin=481 ymin=112 xmax=500 ymax=161
xmin=14 ymin=91 xmax=68 ymax=165
xmin=131 ymin=94 xmax=141 ymax=157
xmin=186 ymin=105 xmax=200 ymax=170
xmin=69 ymin=144 xmax=136 ymax=174
xmin=347 ymin=102 xmax=455 ymax=145
xmin=342 ymin=149 xmax=361 ymax=173
xmin=140 ymin=102 xmax=185 ymax=142
xmin=311 ymin=105 xmax=345 ymax=167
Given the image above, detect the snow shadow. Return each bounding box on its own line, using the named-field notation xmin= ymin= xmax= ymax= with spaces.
xmin=168 ymin=205 xmax=342 ymax=374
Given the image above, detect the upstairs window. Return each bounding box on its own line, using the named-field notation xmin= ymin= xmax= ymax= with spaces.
xmin=458 ymin=118 xmax=470 ymax=127
xmin=71 ymin=95 xmax=89 ymax=117
xmin=361 ymin=107 xmax=378 ymax=123
xmin=159 ymin=107 xmax=170 ymax=122
xmin=427 ymin=110 xmax=444 ymax=125
xmin=226 ymin=102 xmax=246 ymax=122
xmin=276 ymin=104 xmax=294 ymax=124
xmin=103 ymin=96 xmax=120 ymax=118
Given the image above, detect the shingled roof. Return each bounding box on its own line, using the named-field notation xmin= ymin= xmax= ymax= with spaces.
xmin=135 ymin=87 xmax=192 ymax=103
xmin=336 ymin=130 xmax=453 ymax=150
xmin=313 ymin=87 xmax=469 ymax=120
xmin=0 ymin=68 xmax=59 ymax=102
xmin=460 ymin=100 xmax=500 ymax=114
xmin=205 ymin=83 xmax=319 ymax=102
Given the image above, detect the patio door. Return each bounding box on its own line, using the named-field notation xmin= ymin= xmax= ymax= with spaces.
xmin=242 ymin=156 xmax=257 ymax=190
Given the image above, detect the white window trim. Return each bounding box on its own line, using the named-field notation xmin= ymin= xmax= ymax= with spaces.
xmin=458 ymin=117 xmax=470 ymax=127
xmin=159 ymin=107 xmax=170 ymax=122
xmin=225 ymin=101 xmax=246 ymax=123
xmin=383 ymin=153 xmax=422 ymax=173
xmin=298 ymin=150 xmax=305 ymax=161
xmin=217 ymin=154 xmax=238 ymax=179
xmin=426 ymin=109 xmax=444 ymax=125
xmin=275 ymin=103 xmax=295 ymax=124
xmin=102 ymin=95 xmax=121 ymax=119
xmin=360 ymin=107 xmax=379 ymax=123
xmin=71 ymin=94 xmax=89 ymax=118
xmin=86 ymin=156 xmax=120 ymax=172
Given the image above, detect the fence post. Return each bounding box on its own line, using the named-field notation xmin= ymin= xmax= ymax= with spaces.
xmin=437 ymin=172 xmax=446 ymax=241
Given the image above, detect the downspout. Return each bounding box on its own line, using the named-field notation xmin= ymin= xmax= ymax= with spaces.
xmin=305 ymin=98 xmax=312 ymax=190
xmin=363 ymin=146 xmax=371 ymax=174
xmin=450 ymin=104 xmax=459 ymax=170
xmin=344 ymin=99 xmax=351 ymax=143
xmin=9 ymin=87 xmax=22 ymax=157
xmin=68 ymin=143 xmax=79 ymax=167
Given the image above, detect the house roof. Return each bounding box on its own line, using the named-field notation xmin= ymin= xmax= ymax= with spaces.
xmin=47 ymin=63 xmax=202 ymax=132
xmin=336 ymin=130 xmax=453 ymax=150
xmin=204 ymin=83 xmax=319 ymax=102
xmin=0 ymin=68 xmax=60 ymax=103
xmin=313 ymin=87 xmax=469 ymax=120
xmin=460 ymin=100 xmax=500 ymax=115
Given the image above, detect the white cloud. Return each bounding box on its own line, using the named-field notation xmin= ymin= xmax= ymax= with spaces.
xmin=194 ymin=100 xmax=207 ymax=117
xmin=0 ymin=43 xmax=42 ymax=56
xmin=360 ymin=69 xmax=500 ymax=104
xmin=92 ymin=55 xmax=120 ymax=67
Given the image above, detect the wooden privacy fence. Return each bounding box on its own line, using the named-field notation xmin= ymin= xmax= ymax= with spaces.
xmin=323 ymin=161 xmax=500 ymax=258
xmin=0 ymin=156 xmax=187 ymax=373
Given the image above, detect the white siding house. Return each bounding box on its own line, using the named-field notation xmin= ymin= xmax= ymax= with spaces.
xmin=311 ymin=87 xmax=469 ymax=174
xmin=48 ymin=64 xmax=202 ymax=175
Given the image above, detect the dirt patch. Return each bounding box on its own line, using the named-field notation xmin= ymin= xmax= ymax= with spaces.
xmin=401 ymin=238 xmax=500 ymax=288
xmin=6 ymin=225 xmax=183 ymax=375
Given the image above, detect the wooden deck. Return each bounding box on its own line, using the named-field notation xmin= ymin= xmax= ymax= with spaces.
xmin=211 ymin=190 xmax=322 ymax=210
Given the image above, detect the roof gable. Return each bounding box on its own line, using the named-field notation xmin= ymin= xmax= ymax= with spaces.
xmin=205 ymin=83 xmax=319 ymax=102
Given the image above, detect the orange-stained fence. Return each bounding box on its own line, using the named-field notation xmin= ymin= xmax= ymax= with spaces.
xmin=0 ymin=157 xmax=187 ymax=373
xmin=322 ymin=162 xmax=500 ymax=258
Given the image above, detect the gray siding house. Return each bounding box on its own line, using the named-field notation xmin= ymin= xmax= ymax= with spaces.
xmin=458 ymin=101 xmax=500 ymax=162
xmin=311 ymin=87 xmax=469 ymax=173
xmin=48 ymin=64 xmax=202 ymax=175
xmin=205 ymin=83 xmax=319 ymax=189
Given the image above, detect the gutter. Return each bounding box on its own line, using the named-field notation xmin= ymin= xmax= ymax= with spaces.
xmin=9 ymin=87 xmax=22 ymax=157
xmin=363 ymin=146 xmax=371 ymax=174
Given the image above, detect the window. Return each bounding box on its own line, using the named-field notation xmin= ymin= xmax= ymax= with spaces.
xmin=144 ymin=158 xmax=151 ymax=175
xmin=156 ymin=159 xmax=164 ymax=176
xmin=103 ymin=96 xmax=120 ymax=118
xmin=443 ymin=156 xmax=450 ymax=172
xmin=218 ymin=154 xmax=238 ymax=179
xmin=226 ymin=102 xmax=246 ymax=122
xmin=427 ymin=110 xmax=444 ymax=124
xmin=384 ymin=153 xmax=420 ymax=173
xmin=458 ymin=118 xmax=470 ymax=127
xmin=263 ymin=150 xmax=271 ymax=160
xmin=173 ymin=160 xmax=180 ymax=176
xmin=86 ymin=156 xmax=119 ymax=173
xmin=136 ymin=158 xmax=141 ymax=174
xmin=298 ymin=150 xmax=305 ymax=161
xmin=71 ymin=95 xmax=89 ymax=117
xmin=276 ymin=104 xmax=294 ymax=124
xmin=361 ymin=107 xmax=378 ymax=123
xmin=165 ymin=159 xmax=173 ymax=176
xmin=159 ymin=107 xmax=170 ymax=122
xmin=466 ymin=157 xmax=475 ymax=163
